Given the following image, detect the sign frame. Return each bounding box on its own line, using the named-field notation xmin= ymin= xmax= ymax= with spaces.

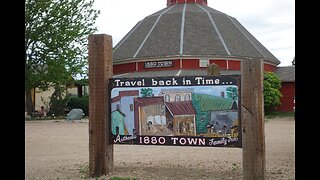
xmin=108 ymin=75 xmax=242 ymax=148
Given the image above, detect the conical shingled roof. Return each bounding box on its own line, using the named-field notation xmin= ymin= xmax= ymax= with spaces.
xmin=113 ymin=3 xmax=280 ymax=65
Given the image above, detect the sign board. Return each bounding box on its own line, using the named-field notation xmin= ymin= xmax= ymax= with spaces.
xmin=109 ymin=75 xmax=241 ymax=147
xmin=144 ymin=60 xmax=173 ymax=69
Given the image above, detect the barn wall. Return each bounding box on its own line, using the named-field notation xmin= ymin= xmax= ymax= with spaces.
xmin=114 ymin=62 xmax=136 ymax=74
xmin=264 ymin=63 xmax=277 ymax=71
xmin=227 ymin=60 xmax=241 ymax=70
xmin=210 ymin=60 xmax=227 ymax=70
xmin=275 ymin=82 xmax=295 ymax=112
xmin=182 ymin=59 xmax=200 ymax=69
xmin=113 ymin=59 xmax=277 ymax=74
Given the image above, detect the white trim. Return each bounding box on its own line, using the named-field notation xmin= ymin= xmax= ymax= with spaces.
xmin=227 ymin=59 xmax=229 ymax=70
xmin=176 ymin=69 xmax=182 ymax=76
xmin=196 ymin=4 xmax=231 ymax=55
xmin=180 ymin=3 xmax=187 ymax=56
xmin=113 ymin=73 xmax=130 ymax=78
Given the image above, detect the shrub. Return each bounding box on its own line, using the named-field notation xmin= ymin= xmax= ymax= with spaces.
xmin=263 ymin=71 xmax=282 ymax=112
xmin=47 ymin=94 xmax=70 ymax=117
xmin=67 ymin=96 xmax=89 ymax=116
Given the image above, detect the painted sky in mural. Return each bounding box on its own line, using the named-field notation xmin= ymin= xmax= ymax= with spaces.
xmin=112 ymin=85 xmax=233 ymax=99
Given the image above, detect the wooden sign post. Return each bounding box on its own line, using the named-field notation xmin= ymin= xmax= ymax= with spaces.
xmin=88 ymin=34 xmax=114 ymax=177
xmin=241 ymin=59 xmax=265 ymax=179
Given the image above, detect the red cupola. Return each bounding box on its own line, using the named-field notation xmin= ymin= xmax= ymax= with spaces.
xmin=167 ymin=0 xmax=208 ymax=6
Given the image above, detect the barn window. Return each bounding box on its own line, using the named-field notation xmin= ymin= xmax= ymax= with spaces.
xmin=130 ymin=104 xmax=134 ymax=111
xmin=199 ymin=59 xmax=209 ymax=67
xmin=164 ymin=94 xmax=170 ymax=102
xmin=175 ymin=94 xmax=181 ymax=101
xmin=184 ymin=94 xmax=190 ymax=101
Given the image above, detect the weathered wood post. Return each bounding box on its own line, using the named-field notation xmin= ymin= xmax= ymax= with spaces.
xmin=241 ymin=58 xmax=265 ymax=179
xmin=88 ymin=34 xmax=114 ymax=177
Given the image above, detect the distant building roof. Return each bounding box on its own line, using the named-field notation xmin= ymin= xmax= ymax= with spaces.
xmin=165 ymin=100 xmax=196 ymax=116
xmin=134 ymin=96 xmax=164 ymax=107
xmin=273 ymin=66 xmax=295 ymax=82
xmin=111 ymin=90 xmax=139 ymax=103
xmin=113 ymin=3 xmax=280 ymax=65
xmin=193 ymin=93 xmax=238 ymax=111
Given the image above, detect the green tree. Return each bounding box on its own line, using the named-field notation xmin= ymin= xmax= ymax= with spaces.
xmin=140 ymin=88 xmax=153 ymax=97
xmin=25 ymin=0 xmax=100 ymax=115
xmin=226 ymin=87 xmax=238 ymax=101
xmin=263 ymin=71 xmax=282 ymax=112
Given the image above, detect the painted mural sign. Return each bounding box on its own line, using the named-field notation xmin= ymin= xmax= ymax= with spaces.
xmin=109 ymin=75 xmax=241 ymax=147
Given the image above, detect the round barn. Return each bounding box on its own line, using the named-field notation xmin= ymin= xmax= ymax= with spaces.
xmin=113 ymin=0 xmax=280 ymax=76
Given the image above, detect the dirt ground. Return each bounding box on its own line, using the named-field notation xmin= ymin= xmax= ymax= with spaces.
xmin=25 ymin=117 xmax=295 ymax=180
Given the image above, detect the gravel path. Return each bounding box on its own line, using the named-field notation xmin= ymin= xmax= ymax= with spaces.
xmin=25 ymin=117 xmax=295 ymax=180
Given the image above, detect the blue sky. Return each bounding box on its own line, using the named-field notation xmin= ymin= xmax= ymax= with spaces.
xmin=93 ymin=0 xmax=295 ymax=67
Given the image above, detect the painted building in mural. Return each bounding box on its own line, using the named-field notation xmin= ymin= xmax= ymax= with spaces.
xmin=192 ymin=93 xmax=238 ymax=136
xmin=159 ymin=88 xmax=193 ymax=102
xmin=111 ymin=90 xmax=139 ymax=135
xmin=112 ymin=0 xmax=294 ymax=112
xmin=165 ymin=100 xmax=196 ymax=136
xmin=111 ymin=110 xmax=127 ymax=135
xmin=133 ymin=97 xmax=167 ymax=135
xmin=128 ymin=85 xmax=239 ymax=137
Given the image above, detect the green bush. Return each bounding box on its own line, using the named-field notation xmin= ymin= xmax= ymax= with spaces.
xmin=67 ymin=96 xmax=89 ymax=116
xmin=47 ymin=95 xmax=71 ymax=117
xmin=263 ymin=71 xmax=282 ymax=112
